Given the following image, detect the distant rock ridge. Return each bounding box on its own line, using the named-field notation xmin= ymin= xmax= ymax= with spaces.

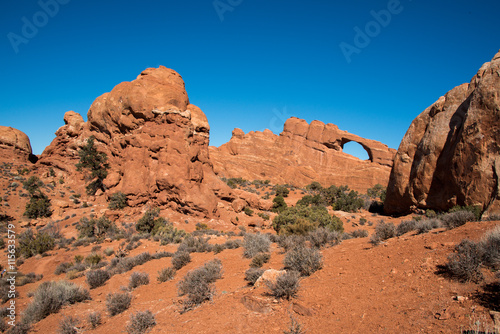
xmin=209 ymin=117 xmax=396 ymax=192
xmin=385 ymin=50 xmax=500 ymax=216
xmin=39 ymin=66 xmax=233 ymax=217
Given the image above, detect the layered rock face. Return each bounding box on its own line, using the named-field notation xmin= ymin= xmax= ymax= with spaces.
xmin=40 ymin=66 xmax=232 ymax=216
xmin=385 ymin=50 xmax=500 ymax=216
xmin=209 ymin=118 xmax=396 ymax=192
xmin=0 ymin=126 xmax=34 ymax=162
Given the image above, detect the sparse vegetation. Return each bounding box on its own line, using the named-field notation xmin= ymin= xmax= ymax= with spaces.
xmin=243 ymin=233 xmax=271 ymax=258
xmin=272 ymin=205 xmax=343 ymax=235
xmin=23 ymin=176 xmax=52 ymax=219
xmin=367 ymin=184 xmax=386 ymax=201
xmin=76 ymin=216 xmax=117 ymax=239
xmin=106 ymin=292 xmax=132 ymax=316
xmin=272 ymin=195 xmax=288 ymax=213
xmin=76 ymin=136 xmax=110 ymax=195
xmin=266 ymin=270 xmax=300 ymax=300
xmin=127 ymin=310 xmax=156 ymax=334
xmin=284 ymin=245 xmax=323 ymax=276
xmin=87 ymin=312 xmax=102 ymax=329
xmin=250 ymin=252 xmax=271 ymax=268
xmin=157 ymin=267 xmax=176 ymax=282
xmin=445 ymin=239 xmax=484 ymax=283
xmin=86 ymin=269 xmax=110 ymax=289
xmin=244 ymin=267 xmax=265 ymax=285
xmin=129 ymin=272 xmax=150 ymax=289
xmin=177 ymin=259 xmax=223 ymax=311
xmin=370 ymin=221 xmax=396 ymax=245
xmin=18 ymin=229 xmax=55 ymax=258
xmin=172 ymin=251 xmax=191 ymax=270
xmin=275 ymin=185 xmax=290 ymax=198
xmin=58 ymin=316 xmax=80 ymax=334
xmin=441 ymin=210 xmax=476 ymax=229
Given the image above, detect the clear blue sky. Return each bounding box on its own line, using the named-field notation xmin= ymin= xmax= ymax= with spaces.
xmin=1 ymin=0 xmax=499 ymax=159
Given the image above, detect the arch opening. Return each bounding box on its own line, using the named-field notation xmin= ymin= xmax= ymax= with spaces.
xmin=341 ymin=140 xmax=372 ymax=161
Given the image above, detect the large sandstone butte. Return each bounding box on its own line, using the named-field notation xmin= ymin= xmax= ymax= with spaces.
xmin=39 ymin=66 xmax=233 ymax=216
xmin=385 ymin=50 xmax=500 ymax=216
xmin=0 ymin=126 xmax=34 ymax=162
xmin=209 ymin=117 xmax=396 ymax=192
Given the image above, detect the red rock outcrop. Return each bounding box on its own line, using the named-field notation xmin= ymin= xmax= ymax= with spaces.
xmin=385 ymin=50 xmax=500 ymax=216
xmin=39 ymin=66 xmax=233 ymax=216
xmin=209 ymin=118 xmax=396 ymax=192
xmin=0 ymin=126 xmax=34 ymax=162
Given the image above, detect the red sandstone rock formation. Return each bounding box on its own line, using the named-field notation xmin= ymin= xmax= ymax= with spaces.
xmin=39 ymin=66 xmax=233 ymax=216
xmin=209 ymin=117 xmax=396 ymax=192
xmin=385 ymin=50 xmax=500 ymax=216
xmin=0 ymin=126 xmax=34 ymax=162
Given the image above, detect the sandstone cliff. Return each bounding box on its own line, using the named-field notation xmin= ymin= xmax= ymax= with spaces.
xmin=39 ymin=66 xmax=233 ymax=216
xmin=0 ymin=126 xmax=34 ymax=163
xmin=209 ymin=117 xmax=396 ymax=192
xmin=385 ymin=50 xmax=500 ymax=216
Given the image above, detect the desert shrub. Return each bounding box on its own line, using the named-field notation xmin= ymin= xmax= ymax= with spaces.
xmin=18 ymin=229 xmax=55 ymax=258
xmin=283 ymin=316 xmax=306 ymax=334
xmin=272 ymin=195 xmax=288 ymax=213
xmin=87 ymin=312 xmax=102 ymax=329
xmin=158 ymin=224 xmax=187 ymax=245
xmin=86 ymin=269 xmax=110 ymax=289
xmin=58 ymin=316 xmax=79 ymax=334
xmin=22 ymin=176 xmax=43 ymax=194
xmin=157 ymin=267 xmax=176 ymax=282
xmin=129 ymin=272 xmax=150 ymax=289
xmin=151 ymin=251 xmax=173 ymax=260
xmin=425 ymin=209 xmax=438 ymax=218
xmin=266 ymin=270 xmax=300 ymax=300
xmin=308 ymin=227 xmax=341 ymax=248
xmin=284 ymin=246 xmax=322 ymax=276
xmin=275 ymin=185 xmax=290 ymax=198
xmin=350 ymin=229 xmax=369 ymax=238
xmin=127 ymin=310 xmax=156 ymax=334
xmin=76 ymin=216 xmax=116 ymax=239
xmin=415 ymin=218 xmax=441 ymax=234
xmin=136 ymin=208 xmax=167 ymax=234
xmin=24 ymin=192 xmax=52 ymax=219
xmin=108 ymin=192 xmax=127 ymax=210
xmin=367 ymin=184 xmax=386 ymax=201
xmin=244 ymin=267 xmax=265 ymax=285
xmin=17 ymin=273 xmax=42 ymax=286
xmin=445 ymin=239 xmax=484 ymax=283
xmin=257 ymin=212 xmax=270 ymax=221
xmin=177 ymin=236 xmax=212 ymax=253
xmin=22 ymin=281 xmax=91 ymax=325
xmin=76 ymin=136 xmax=110 ymax=195
xmin=133 ymin=252 xmax=152 ymax=266
xmin=370 ymin=221 xmax=396 ymax=245
xmin=104 ymin=247 xmax=114 ymax=256
xmin=273 ymin=205 xmax=343 ymax=235
xmin=480 ymin=225 xmax=500 ymax=269
xmin=243 ymin=234 xmax=271 ymax=258
xmin=55 ymin=262 xmax=74 ymax=275
xmin=172 ymin=251 xmax=191 ymax=270
xmin=449 ymin=205 xmax=482 ymax=221
xmin=441 ymin=210 xmax=476 ymax=229
xmin=85 ymin=253 xmax=103 ymax=267
xmin=224 ymin=240 xmax=241 ymax=249
xmin=250 ymin=253 xmax=271 ymax=268
xmin=278 ymin=234 xmax=307 ymax=253
xmin=106 ymin=292 xmax=132 ymax=316
xmin=244 ymin=207 xmax=254 ymax=216
xmin=177 ymin=259 xmax=223 ymax=310
xmin=396 ymin=220 xmax=417 ymax=236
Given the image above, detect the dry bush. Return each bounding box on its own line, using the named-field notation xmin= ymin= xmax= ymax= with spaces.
xmin=87 ymin=311 xmax=102 ymax=329
xmin=370 ymin=221 xmax=396 ymax=245
xmin=278 ymin=234 xmax=306 ymax=253
xmin=243 ymin=234 xmax=271 ymax=258
xmin=350 ymin=229 xmax=369 ymax=238
xmin=284 ymin=246 xmax=322 ymax=276
xmin=396 ymin=220 xmax=417 ymax=236
xmin=129 ymin=272 xmax=150 ymax=289
xmin=308 ymin=227 xmax=341 ymax=248
xmin=58 ymin=316 xmax=79 ymax=334
xmin=480 ymin=225 xmax=500 ymax=269
xmin=126 ymin=310 xmax=156 ymax=334
xmin=171 ymin=251 xmax=191 ymax=270
xmin=106 ymin=292 xmax=132 ymax=316
xmin=250 ymin=253 xmax=271 ymax=268
xmin=445 ymin=239 xmax=484 ymax=283
xmin=441 ymin=210 xmax=476 ymax=229
xmin=266 ymin=270 xmax=300 ymax=300
xmin=244 ymin=268 xmax=264 ymax=285
xmin=85 ymin=269 xmax=110 ymax=289
xmin=415 ymin=218 xmax=441 ymax=234
xmin=157 ymin=267 xmax=176 ymax=283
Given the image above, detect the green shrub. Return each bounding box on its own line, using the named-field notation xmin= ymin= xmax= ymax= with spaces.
xmin=272 ymin=206 xmax=343 ymax=235
xmin=177 ymin=259 xmax=223 ymax=310
xmin=84 ymin=253 xmax=103 ymax=266
xmin=244 ymin=267 xmax=264 ymax=285
xmin=244 ymin=207 xmax=254 ymax=216
xmin=24 ymin=192 xmax=52 ymax=219
xmin=257 ymin=212 xmax=270 ymax=220
xmin=284 ymin=246 xmax=322 ymax=276
xmin=22 ymin=176 xmax=43 ymax=194
xmin=272 ymin=196 xmax=287 ymax=213
xmin=76 ymin=216 xmax=116 ymax=239
xmin=243 ymin=234 xmax=271 ymax=258
xmin=275 ymin=185 xmax=290 ymax=198
xmin=367 ymin=184 xmax=386 ymax=201
xmin=449 ymin=205 xmax=482 ymax=221
xmin=106 ymin=292 xmax=132 ymax=316
xmin=136 ymin=208 xmax=167 ymax=234
xmin=85 ymin=269 xmax=110 ymax=289
xmin=18 ymin=229 xmax=55 ymax=258
xmin=266 ymin=270 xmax=300 ymax=300
xmin=157 ymin=267 xmax=176 ymax=283
xmin=127 ymin=310 xmax=156 ymax=334
xmin=22 ymin=281 xmax=91 ymax=325
xmin=108 ymin=192 xmax=127 ymax=210
xmin=75 ymin=136 xmax=110 ymax=195
xmin=129 ymin=272 xmax=150 ymax=289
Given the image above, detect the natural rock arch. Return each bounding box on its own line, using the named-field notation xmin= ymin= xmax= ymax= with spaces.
xmin=340 ymin=138 xmax=373 ymax=162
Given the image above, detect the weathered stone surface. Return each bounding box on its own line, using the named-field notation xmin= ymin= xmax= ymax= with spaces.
xmin=254 ymin=269 xmax=286 ymax=288
xmin=209 ymin=118 xmax=396 ymax=192
xmin=0 ymin=126 xmax=32 ymax=157
xmin=385 ymin=50 xmax=500 ymax=216
xmin=39 ymin=66 xmax=234 ymax=217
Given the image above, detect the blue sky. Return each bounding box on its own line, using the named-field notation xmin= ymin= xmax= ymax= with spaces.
xmin=1 ymin=0 xmax=499 ymax=159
